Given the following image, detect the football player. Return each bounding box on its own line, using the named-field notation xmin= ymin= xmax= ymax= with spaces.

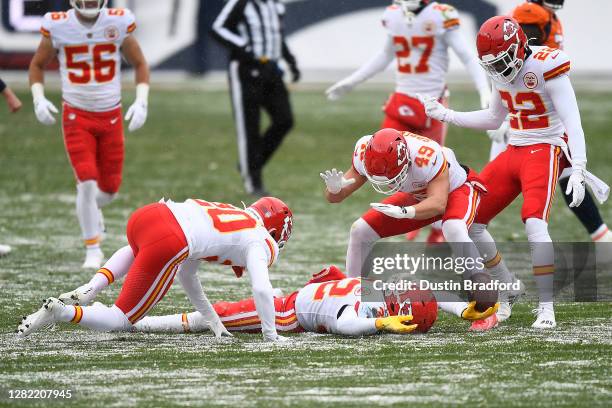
xmin=28 ymin=0 xmax=150 ymax=269
xmin=17 ymin=197 xmax=294 ymax=343
xmin=420 ymin=16 xmax=609 ymax=328
xmin=133 ymin=266 xmax=498 ymax=336
xmin=487 ymin=1 xmax=612 ymax=250
xmin=320 ymin=128 xmax=518 ymax=326
xmin=0 ymin=77 xmax=22 ymax=256
xmin=325 ymin=0 xmax=491 ymax=243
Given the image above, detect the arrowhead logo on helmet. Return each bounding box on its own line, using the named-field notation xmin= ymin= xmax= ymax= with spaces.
xmin=364 ymin=128 xmax=412 ymax=195
xmin=503 ymin=19 xmax=518 ymax=41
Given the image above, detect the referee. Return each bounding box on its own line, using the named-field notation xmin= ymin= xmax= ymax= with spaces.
xmin=211 ymin=0 xmax=300 ymax=196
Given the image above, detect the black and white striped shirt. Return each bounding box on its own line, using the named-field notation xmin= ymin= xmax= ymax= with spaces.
xmin=211 ymin=0 xmax=288 ymax=62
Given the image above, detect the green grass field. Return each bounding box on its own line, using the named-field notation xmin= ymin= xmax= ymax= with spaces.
xmin=0 ymin=87 xmax=611 ymax=407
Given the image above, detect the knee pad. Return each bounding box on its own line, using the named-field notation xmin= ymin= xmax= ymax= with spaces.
xmin=349 ymin=218 xmax=380 ymax=245
xmin=442 ymin=219 xmax=470 ymax=242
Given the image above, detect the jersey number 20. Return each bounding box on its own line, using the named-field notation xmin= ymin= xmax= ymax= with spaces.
xmin=65 ymin=44 xmax=117 ymax=84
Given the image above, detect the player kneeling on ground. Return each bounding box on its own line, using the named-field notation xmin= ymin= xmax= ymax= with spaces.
xmin=134 ymin=266 xmax=498 ymax=336
xmin=321 ymin=129 xmax=518 ymax=327
xmin=17 ymin=197 xmax=293 ymax=342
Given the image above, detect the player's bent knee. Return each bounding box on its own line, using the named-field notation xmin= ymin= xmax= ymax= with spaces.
xmin=442 ymin=219 xmax=470 ymax=242
xmin=349 ymin=218 xmax=380 ymax=245
xmin=525 ymin=218 xmax=551 ymax=242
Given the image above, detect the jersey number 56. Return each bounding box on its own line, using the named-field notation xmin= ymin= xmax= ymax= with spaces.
xmin=65 ymin=44 xmax=117 ymax=84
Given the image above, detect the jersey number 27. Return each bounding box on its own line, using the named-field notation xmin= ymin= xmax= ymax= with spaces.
xmin=393 ymin=36 xmax=434 ymax=74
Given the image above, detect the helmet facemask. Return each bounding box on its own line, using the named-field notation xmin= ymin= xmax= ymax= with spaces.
xmin=366 ymin=162 xmax=411 ymax=195
xmin=479 ymin=43 xmax=524 ymax=84
xmin=70 ymin=0 xmax=107 ymax=18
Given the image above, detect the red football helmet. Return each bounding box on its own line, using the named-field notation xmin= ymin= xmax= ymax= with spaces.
xmin=363 ymin=128 xmax=411 ymax=195
xmin=384 ymin=286 xmax=438 ymax=333
xmin=477 ymin=16 xmax=528 ymax=84
xmin=248 ymin=197 xmax=293 ymax=249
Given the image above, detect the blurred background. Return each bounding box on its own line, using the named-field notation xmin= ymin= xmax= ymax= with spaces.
xmin=1 ymin=0 xmax=610 ymax=86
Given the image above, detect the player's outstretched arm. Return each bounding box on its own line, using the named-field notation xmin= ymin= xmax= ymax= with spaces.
xmin=322 ymin=167 xmax=366 ymax=204
xmin=334 ymin=306 xmax=417 ymax=336
xmin=418 ymin=90 xmax=507 ymax=130
xmin=177 ymin=260 xmax=232 ymax=338
xmin=546 ymin=75 xmax=587 ymax=207
xmin=247 ymin=245 xmax=287 ymax=342
xmin=371 ymin=168 xmax=450 ymax=220
xmin=29 ymin=37 xmax=59 ymax=125
xmin=325 ymin=36 xmax=395 ymax=101
xmin=122 ymin=36 xmax=150 ymax=132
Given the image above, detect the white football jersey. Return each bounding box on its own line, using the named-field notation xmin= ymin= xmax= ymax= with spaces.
xmin=41 ymin=8 xmax=136 ymax=112
xmin=352 ymin=132 xmax=467 ymax=200
xmin=164 ymin=199 xmax=278 ymax=270
xmin=495 ymin=46 xmax=572 ymax=147
xmin=382 ymin=2 xmax=461 ymax=97
xmin=295 ymin=278 xmax=387 ymax=334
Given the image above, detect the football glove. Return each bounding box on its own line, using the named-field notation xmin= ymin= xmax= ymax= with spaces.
xmin=33 ymin=97 xmax=59 ymax=126
xmin=325 ymin=78 xmax=356 ymax=101
xmin=375 ymin=315 xmax=418 ymax=334
xmin=460 ymin=301 xmax=499 ymax=321
xmin=125 ymin=99 xmax=147 ymax=132
xmin=370 ymin=203 xmax=416 ymax=219
xmin=487 ymin=120 xmax=510 ymax=144
xmin=565 ymin=168 xmax=586 ymax=208
xmin=417 ymin=93 xmax=451 ymax=122
xmin=320 ymin=168 xmax=355 ymax=194
xmin=200 ymin=313 xmax=233 ymax=338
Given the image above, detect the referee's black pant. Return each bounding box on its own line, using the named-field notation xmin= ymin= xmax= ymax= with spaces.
xmin=228 ymin=59 xmax=294 ymax=193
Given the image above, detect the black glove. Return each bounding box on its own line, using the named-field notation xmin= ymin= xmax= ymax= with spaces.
xmin=289 ymin=63 xmax=301 ymax=83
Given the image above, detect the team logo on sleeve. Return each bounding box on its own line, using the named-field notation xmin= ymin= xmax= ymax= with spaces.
xmin=523 ymin=72 xmax=538 ymax=89
xmin=105 ymin=26 xmax=119 ymax=41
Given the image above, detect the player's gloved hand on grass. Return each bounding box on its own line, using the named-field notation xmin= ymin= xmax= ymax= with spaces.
xmin=203 ymin=317 xmax=233 ymax=338
xmin=417 ymin=93 xmax=451 ymax=122
xmin=325 ymin=78 xmax=355 ymax=101
xmin=33 ymin=96 xmax=58 ymax=125
xmin=125 ymin=84 xmax=149 ymax=132
xmin=375 ymin=315 xmax=418 ymax=334
xmin=320 ymin=168 xmax=355 ymax=194
xmin=487 ymin=120 xmax=510 ymax=143
xmin=566 ymin=168 xmax=586 ymax=207
xmin=370 ymin=203 xmax=416 ymax=219
xmin=460 ymin=301 xmax=499 ymax=321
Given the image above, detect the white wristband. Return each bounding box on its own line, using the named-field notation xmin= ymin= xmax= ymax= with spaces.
xmin=31 ymin=83 xmax=45 ymax=101
xmin=135 ymin=83 xmax=150 ymax=103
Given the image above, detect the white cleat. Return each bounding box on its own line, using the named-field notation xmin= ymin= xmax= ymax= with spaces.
xmin=82 ymin=248 xmax=104 ymax=269
xmin=0 ymin=244 xmax=12 ymax=256
xmin=16 ymin=298 xmax=65 ymax=338
xmin=496 ymin=277 xmax=525 ymax=322
xmin=531 ymin=305 xmax=556 ymax=329
xmin=59 ymin=284 xmax=96 ymax=306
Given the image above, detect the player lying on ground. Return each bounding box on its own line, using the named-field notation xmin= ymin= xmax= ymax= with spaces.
xmin=321 ymin=128 xmax=518 ymax=329
xmin=486 ymin=1 xmax=612 ymax=255
xmin=326 ymin=0 xmax=491 ymax=244
xmin=29 ymin=0 xmax=150 ymax=269
xmin=17 ymin=197 xmax=294 ymax=342
xmin=133 ymin=266 xmax=498 ymax=335
xmin=420 ymin=16 xmax=609 ymax=328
